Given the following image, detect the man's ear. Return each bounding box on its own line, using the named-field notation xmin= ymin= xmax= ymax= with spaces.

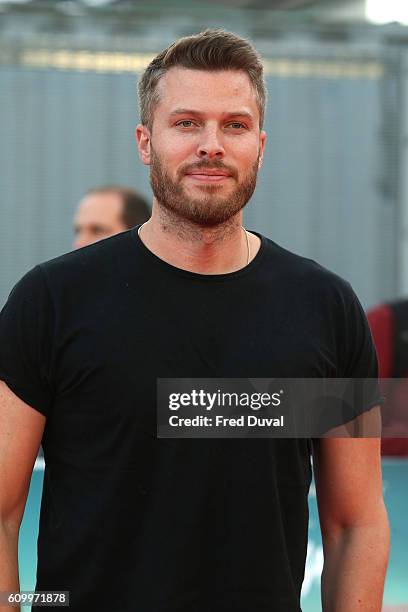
xmin=136 ymin=124 xmax=151 ymax=165
xmin=258 ymin=130 xmax=266 ymax=169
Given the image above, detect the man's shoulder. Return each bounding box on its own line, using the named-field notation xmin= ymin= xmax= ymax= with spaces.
xmin=38 ymin=230 xmax=134 ymax=282
xmin=41 ymin=229 xmax=133 ymax=269
xmin=260 ymin=233 xmax=353 ymax=298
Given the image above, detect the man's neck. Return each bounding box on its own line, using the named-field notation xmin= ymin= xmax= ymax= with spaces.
xmin=138 ymin=202 xmax=260 ymax=275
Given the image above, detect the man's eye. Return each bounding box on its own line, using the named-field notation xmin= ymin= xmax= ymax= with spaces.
xmin=177 ymin=120 xmax=195 ymax=128
xmin=228 ymin=122 xmax=245 ymax=129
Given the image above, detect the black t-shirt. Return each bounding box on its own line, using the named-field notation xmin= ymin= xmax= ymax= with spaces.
xmin=0 ymin=228 xmax=379 ymax=612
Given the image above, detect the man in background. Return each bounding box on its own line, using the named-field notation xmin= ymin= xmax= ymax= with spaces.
xmin=367 ymin=299 xmax=408 ymax=455
xmin=73 ymin=185 xmax=150 ymax=248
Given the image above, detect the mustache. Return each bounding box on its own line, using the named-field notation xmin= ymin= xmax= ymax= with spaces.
xmin=179 ymin=160 xmax=238 ymax=180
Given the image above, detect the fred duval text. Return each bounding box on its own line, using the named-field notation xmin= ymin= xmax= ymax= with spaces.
xmin=168 ymin=415 xmax=285 ymax=428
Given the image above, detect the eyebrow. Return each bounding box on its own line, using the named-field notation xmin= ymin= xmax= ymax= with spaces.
xmin=73 ymin=223 xmax=108 ymax=233
xmin=169 ymin=108 xmax=254 ymax=121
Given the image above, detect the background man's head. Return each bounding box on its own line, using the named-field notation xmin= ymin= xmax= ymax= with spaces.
xmin=136 ymin=29 xmax=267 ymax=227
xmin=73 ymin=186 xmax=150 ymax=249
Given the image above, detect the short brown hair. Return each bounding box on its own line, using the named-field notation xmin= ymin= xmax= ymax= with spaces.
xmin=138 ymin=29 xmax=267 ymax=129
xmin=86 ymin=186 xmax=150 ymax=228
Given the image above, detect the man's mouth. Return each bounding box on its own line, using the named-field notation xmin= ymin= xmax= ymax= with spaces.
xmin=185 ymin=170 xmax=232 ymax=182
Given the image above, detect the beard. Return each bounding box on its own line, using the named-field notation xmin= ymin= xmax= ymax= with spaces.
xmin=149 ymin=147 xmax=259 ymax=227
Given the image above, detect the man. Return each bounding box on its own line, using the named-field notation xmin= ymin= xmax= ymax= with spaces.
xmin=0 ymin=29 xmax=389 ymax=612
xmin=73 ymin=185 xmax=150 ymax=249
xmin=367 ymin=299 xmax=408 ymax=455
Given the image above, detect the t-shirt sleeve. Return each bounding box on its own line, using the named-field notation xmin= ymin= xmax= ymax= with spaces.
xmin=341 ymin=284 xmax=379 ymax=380
xmin=0 ymin=265 xmax=55 ymax=417
xmin=312 ymin=281 xmax=383 ymax=436
xmin=337 ymin=283 xmax=384 ymax=421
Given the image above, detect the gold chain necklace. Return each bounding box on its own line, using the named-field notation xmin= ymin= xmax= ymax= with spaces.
xmin=137 ymin=223 xmax=250 ymax=266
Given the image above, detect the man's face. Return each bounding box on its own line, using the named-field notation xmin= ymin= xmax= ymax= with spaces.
xmin=73 ymin=192 xmax=127 ymax=249
xmin=137 ymin=68 xmax=266 ymax=226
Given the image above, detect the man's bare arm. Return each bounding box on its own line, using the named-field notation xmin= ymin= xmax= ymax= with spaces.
xmin=313 ymin=408 xmax=390 ymax=611
xmin=0 ymin=380 xmax=46 ymax=612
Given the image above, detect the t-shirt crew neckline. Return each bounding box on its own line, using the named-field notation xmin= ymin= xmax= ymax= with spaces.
xmin=131 ymin=224 xmax=266 ymax=281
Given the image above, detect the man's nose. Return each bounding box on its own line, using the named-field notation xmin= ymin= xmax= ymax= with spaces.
xmin=73 ymin=234 xmax=89 ymax=250
xmin=196 ymin=127 xmax=225 ymax=159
